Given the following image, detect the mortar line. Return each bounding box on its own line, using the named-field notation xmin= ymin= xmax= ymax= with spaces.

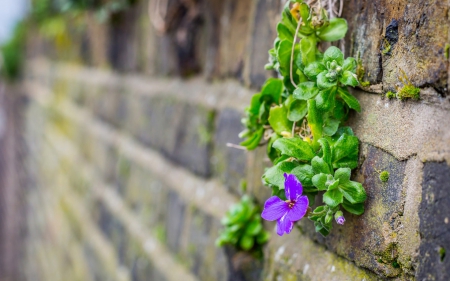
xmin=28 ymin=58 xmax=253 ymax=111
xmin=44 ymin=126 xmax=200 ymax=281
xmin=26 ymin=80 xmax=238 ymax=220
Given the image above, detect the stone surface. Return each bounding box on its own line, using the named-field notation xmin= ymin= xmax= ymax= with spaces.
xmin=417 ymin=161 xmax=450 ymax=281
xmin=349 ymin=89 xmax=450 ymax=163
xmin=219 ymin=0 xmax=252 ymax=78
xmin=265 ymin=232 xmax=379 ymax=281
xmin=243 ymin=0 xmax=280 ymax=88
xmin=299 ymin=144 xmax=410 ymax=278
xmin=173 ymin=102 xmax=215 ymax=177
xmin=213 ymin=108 xmax=247 ymax=194
xmin=344 ymin=0 xmax=449 ymax=95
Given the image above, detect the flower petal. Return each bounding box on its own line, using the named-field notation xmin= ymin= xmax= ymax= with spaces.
xmin=286 ymin=195 xmax=309 ymax=222
xmin=284 ymin=173 xmax=303 ymax=201
xmin=261 ymin=196 xmax=289 ymax=221
xmin=276 ymin=213 xmax=294 ymax=236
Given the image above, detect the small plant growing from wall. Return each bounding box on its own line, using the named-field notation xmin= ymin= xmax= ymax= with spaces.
xmin=222 ymin=0 xmax=369 ymax=239
xmin=216 ymin=195 xmax=270 ymax=256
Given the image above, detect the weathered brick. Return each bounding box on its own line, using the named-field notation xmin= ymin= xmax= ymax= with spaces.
xmin=265 ymin=233 xmax=379 ymax=281
xmin=213 ymin=108 xmax=247 ymax=194
xmin=223 ymin=245 xmax=263 ymax=281
xmin=299 ymin=144 xmax=409 ymax=278
xmin=243 ymin=0 xmax=280 ymax=87
xmin=417 ymin=162 xmax=450 ymax=281
xmin=344 ymin=0 xmax=448 ymax=94
xmin=172 ymin=102 xmax=215 ymax=177
xmin=218 ymin=0 xmax=252 ymax=78
xmin=165 ymin=190 xmax=187 ymax=254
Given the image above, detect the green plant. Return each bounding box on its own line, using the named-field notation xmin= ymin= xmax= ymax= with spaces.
xmin=216 ymin=196 xmax=270 ymax=254
xmin=0 ymin=22 xmax=27 ymax=81
xmin=239 ymin=0 xmax=366 ymax=237
xmin=385 ymin=91 xmax=396 ymax=99
xmin=379 ymin=171 xmax=389 ymax=182
xmin=396 ymin=70 xmax=420 ymax=100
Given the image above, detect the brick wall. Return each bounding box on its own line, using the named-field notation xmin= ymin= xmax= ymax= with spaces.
xmin=3 ymin=0 xmax=450 ymax=280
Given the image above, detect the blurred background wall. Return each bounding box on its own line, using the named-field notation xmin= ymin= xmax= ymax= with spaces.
xmin=0 ymin=0 xmax=450 ymax=280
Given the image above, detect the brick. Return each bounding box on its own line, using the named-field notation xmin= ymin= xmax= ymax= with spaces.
xmin=243 ymin=0 xmax=280 ymax=87
xmin=299 ymin=144 xmax=409 ymax=278
xmin=417 ymin=162 xmax=450 ymax=281
xmin=165 ymin=191 xmax=187 ymax=254
xmin=246 ymin=146 xmax=272 ymax=205
xmin=344 ymin=0 xmax=448 ymax=94
xmin=138 ymin=96 xmax=186 ymax=158
xmin=218 ymin=0 xmax=252 ymax=77
xmin=265 ymin=233 xmax=379 ymax=281
xmin=213 ymin=108 xmax=247 ymax=194
xmin=172 ymin=102 xmax=215 ymax=177
xmin=223 ymin=245 xmax=263 ymax=281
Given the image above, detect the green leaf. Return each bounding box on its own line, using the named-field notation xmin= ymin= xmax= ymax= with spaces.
xmin=256 ymin=231 xmax=270 ymax=244
xmin=281 ymin=3 xmax=298 ymax=34
xmin=261 ymin=78 xmax=284 ymax=103
xmin=342 ymin=57 xmax=356 ymax=72
xmin=245 ymin=220 xmax=263 ymax=236
xmin=315 ymin=87 xmax=336 ymax=111
xmin=300 ymin=36 xmax=316 ymax=66
xmin=332 ymin=132 xmax=359 ymax=169
xmin=273 ymin=138 xmax=316 ymax=162
xmin=314 ymin=221 xmax=331 ymax=236
xmin=287 ymin=99 xmax=308 ymax=122
xmin=240 ymin=235 xmax=254 ymax=250
xmin=337 ymin=87 xmax=361 ymax=112
xmin=267 ymin=133 xmax=281 ymax=162
xmin=274 ymin=154 xmax=290 ymax=165
xmin=268 ymin=105 xmax=293 ymax=135
xmin=323 ymin=117 xmax=340 ymax=136
xmin=339 ymin=181 xmax=367 ymax=204
xmin=277 ymin=22 xmax=294 ymax=41
xmin=258 ymin=101 xmax=268 ymax=122
xmin=328 ymin=179 xmax=340 ymax=191
xmin=318 ymin=138 xmax=332 ymax=166
xmin=290 ymin=164 xmax=315 ymax=187
xmin=293 ymin=82 xmax=320 ymax=100
xmin=323 ymin=46 xmax=344 ymax=65
xmin=283 ymin=75 xmax=298 ymax=95
xmin=311 ymin=156 xmax=331 ymax=174
xmin=299 ymin=3 xmax=310 ymax=23
xmin=339 ymin=71 xmax=359 ymax=87
xmin=240 ymin=127 xmax=264 ymax=150
xmin=325 ymin=212 xmax=334 ymax=224
xmin=307 ymin=100 xmax=323 ymax=151
xmin=317 ymin=72 xmax=337 ymax=89
xmin=312 ymin=173 xmax=330 ymax=190
xmin=309 ymin=206 xmax=327 ymax=221
xmin=342 ymin=200 xmax=365 ymax=215
xmin=317 ymin=18 xmax=348 ymax=42
xmin=262 ymin=161 xmax=298 ymax=188
xmin=248 ymin=93 xmax=262 ymax=115
xmin=304 ymin=62 xmax=326 ymax=80
xmin=277 ymin=39 xmax=294 ymax=76
xmin=334 ymin=168 xmax=351 ymax=184
xmin=333 ymin=99 xmax=347 ymax=121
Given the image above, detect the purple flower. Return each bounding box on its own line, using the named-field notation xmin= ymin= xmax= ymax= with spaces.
xmin=335 ymin=211 xmax=345 ymax=225
xmin=261 ymin=173 xmax=309 ymax=236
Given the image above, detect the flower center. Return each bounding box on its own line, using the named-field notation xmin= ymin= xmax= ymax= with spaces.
xmin=285 ymin=200 xmax=295 ymax=209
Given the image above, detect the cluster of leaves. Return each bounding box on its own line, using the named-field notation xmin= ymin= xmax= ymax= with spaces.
xmin=216 ymin=196 xmax=270 ymax=254
xmin=385 ymin=70 xmax=420 ymax=101
xmin=240 ymin=0 xmax=367 ymax=236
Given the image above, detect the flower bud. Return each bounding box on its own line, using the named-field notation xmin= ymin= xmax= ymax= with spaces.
xmin=335 ymin=211 xmax=345 ymax=225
